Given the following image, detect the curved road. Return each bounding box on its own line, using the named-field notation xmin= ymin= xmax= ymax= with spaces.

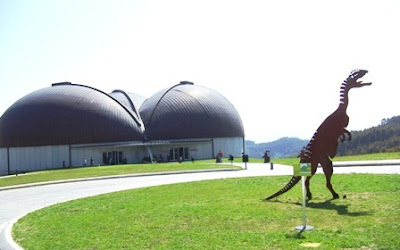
xmin=1 ymin=162 xmax=399 ymax=250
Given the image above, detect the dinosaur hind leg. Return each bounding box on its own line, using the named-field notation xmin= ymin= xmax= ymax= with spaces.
xmin=305 ymin=176 xmax=312 ymax=200
xmin=305 ymin=161 xmax=318 ymax=200
xmin=321 ymin=155 xmax=339 ymax=199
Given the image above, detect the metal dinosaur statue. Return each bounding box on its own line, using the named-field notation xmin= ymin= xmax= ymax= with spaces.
xmin=266 ymin=69 xmax=372 ymax=201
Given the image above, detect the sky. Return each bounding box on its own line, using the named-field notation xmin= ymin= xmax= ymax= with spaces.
xmin=1 ymin=0 xmax=399 ymax=143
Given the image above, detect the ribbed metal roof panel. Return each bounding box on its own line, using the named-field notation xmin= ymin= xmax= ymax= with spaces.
xmin=0 ymin=84 xmax=143 ymax=147
xmin=109 ymin=90 xmax=146 ymax=125
xmin=139 ymin=82 xmax=244 ymax=140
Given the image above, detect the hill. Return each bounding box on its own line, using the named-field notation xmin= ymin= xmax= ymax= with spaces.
xmin=337 ymin=115 xmax=400 ymax=155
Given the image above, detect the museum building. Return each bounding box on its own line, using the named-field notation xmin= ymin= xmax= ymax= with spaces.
xmin=0 ymin=81 xmax=245 ymax=175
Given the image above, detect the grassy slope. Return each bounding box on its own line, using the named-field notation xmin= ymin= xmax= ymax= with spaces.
xmin=0 ymin=161 xmax=239 ymax=188
xmin=13 ymin=174 xmax=400 ymax=249
xmin=271 ymin=151 xmax=400 ymax=167
xmin=1 ymin=152 xmax=399 ymax=188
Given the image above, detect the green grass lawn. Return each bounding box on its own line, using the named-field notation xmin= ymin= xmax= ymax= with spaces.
xmin=0 ymin=161 xmax=240 ymax=188
xmin=13 ymin=174 xmax=400 ymax=249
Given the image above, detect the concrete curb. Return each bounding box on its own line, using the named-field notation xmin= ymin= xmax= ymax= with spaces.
xmin=2 ymin=220 xmax=23 ymax=250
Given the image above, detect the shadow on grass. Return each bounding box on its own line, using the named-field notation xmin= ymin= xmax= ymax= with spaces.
xmin=306 ymin=199 xmax=373 ymax=216
xmin=285 ymin=231 xmax=307 ymax=239
xmin=265 ymin=199 xmax=372 ymax=217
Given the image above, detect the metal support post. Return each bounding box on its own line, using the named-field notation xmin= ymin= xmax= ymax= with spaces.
xmin=295 ymin=176 xmax=314 ymax=231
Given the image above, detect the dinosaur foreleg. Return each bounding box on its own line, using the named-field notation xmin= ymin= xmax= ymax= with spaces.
xmin=344 ymin=129 xmax=352 ymax=141
xmin=321 ymin=155 xmax=339 ymax=199
xmin=340 ymin=129 xmax=352 ymax=142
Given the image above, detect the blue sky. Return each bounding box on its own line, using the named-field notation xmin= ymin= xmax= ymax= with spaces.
xmin=1 ymin=0 xmax=399 ymax=143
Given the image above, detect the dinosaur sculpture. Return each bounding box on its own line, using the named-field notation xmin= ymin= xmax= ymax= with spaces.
xmin=266 ymin=69 xmax=372 ymax=201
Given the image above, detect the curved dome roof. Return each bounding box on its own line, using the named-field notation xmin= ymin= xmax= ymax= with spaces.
xmin=0 ymin=83 xmax=143 ymax=147
xmin=139 ymin=82 xmax=244 ymax=141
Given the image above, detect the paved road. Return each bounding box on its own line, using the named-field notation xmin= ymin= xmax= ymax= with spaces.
xmin=1 ymin=161 xmax=399 ymax=250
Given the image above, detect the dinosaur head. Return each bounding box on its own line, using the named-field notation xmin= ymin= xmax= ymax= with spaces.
xmin=347 ymin=69 xmax=372 ymax=89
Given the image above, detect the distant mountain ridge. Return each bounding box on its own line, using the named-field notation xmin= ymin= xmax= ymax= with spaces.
xmin=246 ymin=115 xmax=400 ymax=159
xmin=246 ymin=137 xmax=308 ymax=159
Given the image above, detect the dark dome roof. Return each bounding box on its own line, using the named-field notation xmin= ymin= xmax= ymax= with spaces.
xmin=139 ymin=82 xmax=244 ymax=141
xmin=0 ymin=83 xmax=143 ymax=147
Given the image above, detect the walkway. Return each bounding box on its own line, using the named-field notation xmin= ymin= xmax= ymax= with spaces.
xmin=1 ymin=161 xmax=399 ymax=250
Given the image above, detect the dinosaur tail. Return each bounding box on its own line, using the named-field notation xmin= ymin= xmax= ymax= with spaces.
xmin=265 ymin=175 xmax=301 ymax=200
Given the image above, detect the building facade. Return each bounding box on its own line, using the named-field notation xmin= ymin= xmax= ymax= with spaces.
xmin=0 ymin=81 xmax=245 ymax=176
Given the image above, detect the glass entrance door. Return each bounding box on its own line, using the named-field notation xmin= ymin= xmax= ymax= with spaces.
xmin=102 ymin=151 xmax=123 ymax=164
xmin=169 ymin=147 xmax=189 ymax=161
